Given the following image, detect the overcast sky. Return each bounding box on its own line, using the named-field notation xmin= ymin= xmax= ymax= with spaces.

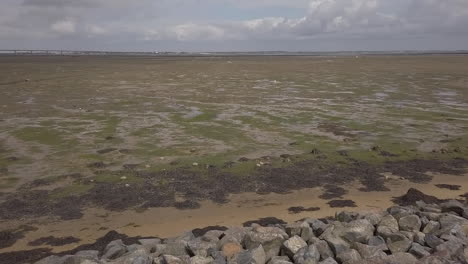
xmin=1 ymin=0 xmax=468 ymax=51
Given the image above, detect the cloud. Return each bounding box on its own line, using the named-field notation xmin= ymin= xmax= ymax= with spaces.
xmin=51 ymin=20 xmax=76 ymax=34
xmin=1 ymin=0 xmax=468 ymax=50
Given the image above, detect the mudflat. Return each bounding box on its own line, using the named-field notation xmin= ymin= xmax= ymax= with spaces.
xmin=0 ymin=55 xmax=467 ymax=253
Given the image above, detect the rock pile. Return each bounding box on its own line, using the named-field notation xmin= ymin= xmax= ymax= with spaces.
xmin=35 ymin=199 xmax=468 ymax=264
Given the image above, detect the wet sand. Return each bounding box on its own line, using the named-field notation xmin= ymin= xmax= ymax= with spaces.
xmin=2 ymin=171 xmax=467 ymax=254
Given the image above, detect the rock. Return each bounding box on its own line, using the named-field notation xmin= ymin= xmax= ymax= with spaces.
xmin=378 ymin=215 xmax=399 ymax=233
xmin=75 ymin=250 xmax=99 ymax=259
xmin=381 ymin=252 xmax=417 ymax=264
xmin=435 ymin=239 xmax=465 ymax=260
xmin=165 ymin=231 xmax=195 ymax=245
xmin=309 ymin=238 xmax=334 ymax=260
xmin=439 ymin=214 xmax=468 ymax=229
xmin=34 ymin=256 xmax=66 ymax=264
xmin=335 ymin=249 xmax=361 ymax=264
xmin=440 ymin=200 xmax=466 ymax=215
xmin=386 ymin=233 xmax=412 ymax=254
xmin=367 ymin=236 xmax=387 ymax=251
xmin=139 ymin=238 xmax=162 ymax=247
xmin=409 ymin=243 xmax=430 ymax=258
xmin=204 ymin=230 xmax=224 ymax=242
xmin=188 ymin=238 xmax=217 ymax=257
xmin=191 ymin=256 xmax=215 ymax=264
xmin=341 ymin=219 xmax=375 ymax=244
xmin=162 ymin=255 xmax=187 ymax=264
xmin=156 ymin=242 xmax=188 ymax=257
xmin=388 ymin=206 xmax=416 ymax=220
xmin=293 ymin=244 xmax=320 ymax=264
xmin=352 ymin=242 xmax=386 ymax=259
xmin=425 ymin=234 xmax=444 ymax=249
xmin=219 ymin=227 xmax=247 ymax=247
xmin=268 ymin=256 xmax=292 ymax=264
xmin=230 ymin=245 xmax=266 ymax=264
xmin=285 ymin=222 xmax=314 ymax=242
xmin=413 ymin=232 xmax=425 ymax=245
xmin=318 ymin=258 xmax=338 ymax=264
xmin=282 ymin=236 xmax=307 ymax=258
xmin=243 ymin=226 xmax=288 ymax=261
xmin=336 ymin=211 xmax=359 ymax=223
xmin=103 ymin=239 xmax=127 ymax=260
xmin=400 ymin=231 xmax=415 ymax=241
xmin=114 ymin=251 xmax=153 ymax=264
xmin=319 ymin=224 xmax=350 ymax=256
xmin=361 ymin=212 xmax=384 ymax=226
xmin=398 ymin=215 xmax=422 ymax=232
xmin=422 ymin=221 xmax=440 ymax=234
xmin=222 ymin=242 xmax=243 ymax=259
xmin=306 ymin=219 xmax=328 ymax=237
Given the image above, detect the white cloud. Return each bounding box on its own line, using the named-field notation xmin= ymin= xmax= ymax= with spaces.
xmin=50 ymin=20 xmax=76 ymax=34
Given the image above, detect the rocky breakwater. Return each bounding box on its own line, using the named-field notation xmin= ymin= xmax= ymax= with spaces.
xmin=35 ymin=199 xmax=468 ymax=264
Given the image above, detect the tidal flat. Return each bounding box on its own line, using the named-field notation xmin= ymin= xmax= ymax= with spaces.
xmin=0 ymin=55 xmax=467 ymax=254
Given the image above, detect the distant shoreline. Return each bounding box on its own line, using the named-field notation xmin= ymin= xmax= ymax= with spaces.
xmin=1 ymin=50 xmax=468 ymax=57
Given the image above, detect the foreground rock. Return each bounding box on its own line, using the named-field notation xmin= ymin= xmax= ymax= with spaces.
xmin=34 ymin=197 xmax=468 ymax=264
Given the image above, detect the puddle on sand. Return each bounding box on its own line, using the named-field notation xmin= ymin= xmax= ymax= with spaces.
xmin=2 ymin=172 xmax=467 ymax=254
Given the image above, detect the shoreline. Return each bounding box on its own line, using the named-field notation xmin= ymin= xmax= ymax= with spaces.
xmin=1 ymin=171 xmax=467 ymax=255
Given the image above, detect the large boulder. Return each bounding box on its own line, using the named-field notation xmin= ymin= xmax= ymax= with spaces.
xmin=422 ymin=221 xmax=440 ymax=234
xmin=352 ymin=242 xmax=386 ymax=259
xmin=243 ymin=226 xmax=288 ymax=261
xmin=293 ymin=244 xmax=320 ymax=264
xmin=187 ymin=238 xmax=217 ymax=257
xmin=386 ymin=233 xmax=412 ymax=254
xmin=335 ymin=249 xmax=361 ymax=264
xmin=440 ymin=200 xmax=466 ymax=216
xmin=222 ymin=242 xmax=243 ymax=260
xmin=282 ymin=236 xmax=307 ymax=258
xmin=191 ymin=256 xmax=215 ymax=264
xmin=439 ymin=214 xmax=468 ymax=229
xmin=378 ymin=215 xmax=399 ymax=233
xmin=408 ymin=243 xmax=430 ymax=258
xmin=398 ymin=215 xmax=422 ymax=232
xmin=229 ymin=245 xmax=266 ymax=264
xmin=309 ymin=238 xmax=334 ymax=260
xmin=219 ymin=227 xmax=248 ymax=247
xmin=102 ymin=239 xmax=127 ymax=260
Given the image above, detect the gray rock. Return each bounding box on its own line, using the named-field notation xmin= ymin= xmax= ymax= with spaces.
xmin=282 ymin=236 xmax=307 ymax=258
xmin=34 ymin=256 xmax=66 ymax=264
xmin=285 ymin=222 xmax=314 ymax=242
xmin=409 ymin=243 xmax=430 ymax=258
xmin=336 ymin=211 xmax=359 ymax=223
xmin=188 ymin=238 xmax=217 ymax=257
xmin=155 ymin=242 xmax=188 ymax=257
xmin=400 ymin=231 xmax=415 ymax=241
xmin=103 ymin=239 xmax=127 ymax=260
xmin=439 ymin=214 xmax=468 ymax=229
xmin=425 ymin=234 xmax=444 ymax=249
xmin=386 ymin=233 xmax=412 ymax=254
xmin=306 ymin=219 xmax=328 ymax=237
xmin=319 ymin=224 xmax=350 ymax=255
xmin=243 ymin=226 xmax=288 ymax=261
xmin=268 ymin=256 xmax=292 ymax=264
xmin=367 ymin=236 xmax=387 ymax=251
xmin=361 ymin=212 xmax=384 ymax=226
xmin=309 ymin=238 xmax=334 ymax=260
xmin=422 ymin=221 xmax=440 ymax=234
xmin=318 ymin=258 xmax=338 ymax=264
xmin=219 ymin=227 xmax=248 ymax=247
xmin=380 ymin=252 xmax=417 ymax=264
xmin=352 ymin=242 xmax=386 ymax=259
xmin=418 ymin=212 xmax=441 ymax=222
xmin=440 ymin=200 xmax=466 ymax=215
xmin=230 ymin=245 xmax=266 ymax=264
xmin=399 ymin=215 xmax=422 ymax=232
xmin=293 ymin=244 xmax=320 ymax=264
xmin=113 ymin=252 xmax=153 ymax=264
xmin=335 ymin=249 xmax=361 ymax=264
xmin=413 ymin=232 xmax=425 ymax=245
xmin=162 ymin=255 xmax=188 ymax=264
xmin=388 ymin=206 xmax=415 ymax=220
xmin=127 ymin=244 xmax=149 ymax=254
xmin=435 ymin=239 xmax=465 ymax=260
xmin=153 ymin=257 xmax=164 ymax=264
xmin=341 ymin=219 xmax=375 ymax=244
xmin=75 ymin=250 xmax=99 ymax=259
xmin=204 ymin=230 xmax=225 ymax=242
xmin=191 ymin=256 xmax=215 ymax=264
xmin=377 ymin=215 xmax=399 ymax=233
xmin=138 ymin=238 xmax=162 ymax=247
xmin=165 ymin=232 xmax=195 ymax=246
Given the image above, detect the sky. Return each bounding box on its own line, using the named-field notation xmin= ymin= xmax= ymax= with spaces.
xmin=1 ymin=0 xmax=468 ymax=52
